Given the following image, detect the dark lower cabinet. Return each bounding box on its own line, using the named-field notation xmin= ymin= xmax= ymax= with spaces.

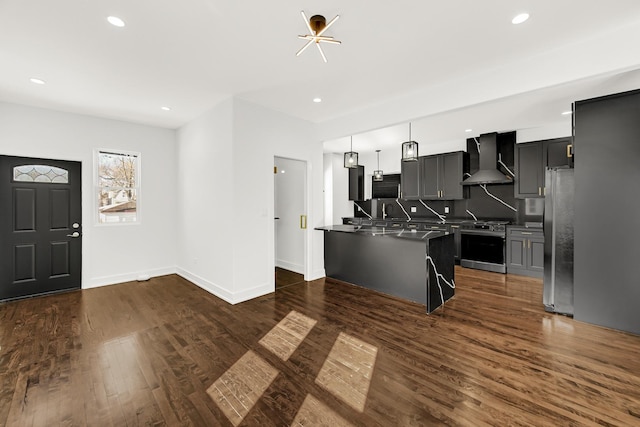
xmin=507 ymin=227 xmax=543 ymax=278
xmin=348 ymin=165 xmax=364 ymax=201
xmin=450 ymin=224 xmax=461 ymax=263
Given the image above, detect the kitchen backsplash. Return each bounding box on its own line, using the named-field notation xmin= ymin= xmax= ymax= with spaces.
xmin=353 ymin=131 xmax=544 ymax=224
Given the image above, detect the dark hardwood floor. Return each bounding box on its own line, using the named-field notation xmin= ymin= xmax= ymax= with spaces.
xmin=1 ymin=267 xmax=640 ymax=426
xmin=275 ymin=267 xmax=304 ymax=290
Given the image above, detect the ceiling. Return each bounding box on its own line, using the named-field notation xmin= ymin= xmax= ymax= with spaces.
xmin=2 ymin=1 xmax=640 ymax=151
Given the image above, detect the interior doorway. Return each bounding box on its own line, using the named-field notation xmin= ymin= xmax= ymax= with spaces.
xmin=0 ymin=155 xmax=82 ymax=301
xmin=274 ymin=156 xmax=307 ymax=290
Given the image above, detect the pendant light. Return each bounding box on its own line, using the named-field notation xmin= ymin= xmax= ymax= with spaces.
xmin=343 ymin=136 xmax=359 ymax=168
xmin=402 ymin=122 xmax=418 ymax=162
xmin=373 ymin=150 xmax=383 ymax=181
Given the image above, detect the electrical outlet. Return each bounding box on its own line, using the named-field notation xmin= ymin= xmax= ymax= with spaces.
xmin=410 ymin=206 xmax=417 ymax=213
xmin=444 ymin=206 xmax=450 ymax=214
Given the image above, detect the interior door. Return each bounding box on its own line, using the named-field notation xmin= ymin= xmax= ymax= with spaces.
xmin=274 ymin=157 xmax=306 ymax=276
xmin=0 ymin=155 xmax=82 ymax=301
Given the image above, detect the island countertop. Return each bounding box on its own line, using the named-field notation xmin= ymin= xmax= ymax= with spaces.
xmin=315 ymin=224 xmax=448 ymax=241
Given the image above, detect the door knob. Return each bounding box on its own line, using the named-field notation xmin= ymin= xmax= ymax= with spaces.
xmin=67 ymin=232 xmax=81 ymax=238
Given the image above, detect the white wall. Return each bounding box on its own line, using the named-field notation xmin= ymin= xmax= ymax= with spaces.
xmin=323 ymin=153 xmax=351 ymax=225
xmin=232 ymin=98 xmax=324 ymax=294
xmin=176 ymin=97 xmax=324 ymax=304
xmin=175 ymin=99 xmax=236 ymax=300
xmin=0 ymin=102 xmax=177 ymax=288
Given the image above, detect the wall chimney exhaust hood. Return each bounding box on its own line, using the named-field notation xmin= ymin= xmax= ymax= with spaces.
xmin=462 ymin=132 xmax=513 ymax=185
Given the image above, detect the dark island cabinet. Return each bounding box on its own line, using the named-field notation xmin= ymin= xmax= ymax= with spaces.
xmin=515 ymin=138 xmax=572 ymax=199
xmin=401 ymin=160 xmax=420 ymax=199
xmin=507 ymin=227 xmax=544 ymax=278
xmin=348 ymin=165 xmax=364 ymax=201
xmin=420 ymin=151 xmax=466 ymax=200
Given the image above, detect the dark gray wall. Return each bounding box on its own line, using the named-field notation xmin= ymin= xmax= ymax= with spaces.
xmin=574 ymin=89 xmax=640 ymax=336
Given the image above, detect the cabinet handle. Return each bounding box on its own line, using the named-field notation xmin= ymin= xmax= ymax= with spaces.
xmin=521 ymin=231 xmax=532 ymax=235
xmin=538 ymin=187 xmax=541 ymax=196
xmin=300 ymin=215 xmax=307 ymax=229
xmin=567 ymin=144 xmax=573 ymax=158
xmin=528 ymin=240 xmax=531 ymax=249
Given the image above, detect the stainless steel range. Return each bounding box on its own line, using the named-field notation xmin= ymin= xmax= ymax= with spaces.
xmin=460 ymin=220 xmax=509 ymax=273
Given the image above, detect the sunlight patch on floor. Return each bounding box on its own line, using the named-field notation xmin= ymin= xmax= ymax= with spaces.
xmin=259 ymin=310 xmax=317 ymax=361
xmin=292 ymin=394 xmax=354 ymax=426
xmin=315 ymin=332 xmax=378 ymax=412
xmin=206 ymin=350 xmax=279 ymax=426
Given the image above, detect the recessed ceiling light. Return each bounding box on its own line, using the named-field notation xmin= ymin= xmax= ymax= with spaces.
xmin=313 ymin=97 xmax=322 ymax=103
xmin=107 ymin=16 xmax=125 ymax=27
xmin=161 ymin=106 xmax=171 ymax=111
xmin=281 ymin=170 xmax=286 ymax=174
xmin=465 ymin=129 xmax=473 ymax=133
xmin=562 ymin=111 xmax=573 ymax=115
xmin=512 ymin=13 xmax=529 ymax=24
xmin=29 ymin=78 xmax=45 ymax=85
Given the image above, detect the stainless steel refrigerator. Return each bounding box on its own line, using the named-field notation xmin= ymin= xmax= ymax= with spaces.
xmin=543 ymin=167 xmax=574 ymax=316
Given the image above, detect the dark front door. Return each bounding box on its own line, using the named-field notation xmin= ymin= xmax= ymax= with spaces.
xmin=0 ymin=155 xmax=82 ymax=301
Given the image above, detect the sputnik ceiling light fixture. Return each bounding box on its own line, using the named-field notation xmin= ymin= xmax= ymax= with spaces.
xmin=374 ymin=150 xmax=383 ymax=181
xmin=296 ymin=11 xmax=341 ymax=63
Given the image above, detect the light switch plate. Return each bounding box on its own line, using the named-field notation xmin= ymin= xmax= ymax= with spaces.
xmin=444 ymin=206 xmax=450 ymax=214
xmin=410 ymin=206 xmax=417 ymax=213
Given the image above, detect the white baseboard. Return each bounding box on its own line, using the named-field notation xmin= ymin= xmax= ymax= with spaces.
xmin=276 ymin=259 xmax=304 ymax=275
xmin=307 ymin=268 xmax=326 ymax=281
xmin=176 ymin=268 xmax=273 ymax=305
xmin=85 ymin=266 xmax=176 ymax=289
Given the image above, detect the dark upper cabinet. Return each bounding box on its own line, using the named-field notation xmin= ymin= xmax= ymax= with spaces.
xmin=420 ymin=151 xmax=467 ymax=200
xmin=515 ymin=137 xmax=572 ymax=199
xmin=515 ymin=142 xmax=544 ymax=198
xmin=420 ymin=156 xmax=439 ymax=199
xmin=545 ymin=137 xmax=573 ymax=168
xmin=371 ymin=173 xmax=400 ymax=199
xmin=441 ymin=152 xmax=466 ymax=199
xmin=348 ymin=165 xmax=364 ymax=201
xmin=400 ymin=160 xmax=420 ymax=199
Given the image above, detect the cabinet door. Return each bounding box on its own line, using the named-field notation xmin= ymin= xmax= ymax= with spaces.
xmin=515 ymin=142 xmax=543 ymax=198
xmin=527 ymin=236 xmax=544 ymax=272
xmin=507 ymin=236 xmax=527 ymax=270
xmin=441 ymin=152 xmax=464 ymax=200
xmin=420 ymin=156 xmax=440 ymax=199
xmin=545 ymin=138 xmax=572 ymax=168
xmin=348 ymin=165 xmax=364 ymax=201
xmin=401 ymin=160 xmax=419 ymax=199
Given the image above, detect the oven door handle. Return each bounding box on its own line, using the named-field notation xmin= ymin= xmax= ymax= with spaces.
xmin=460 ymin=229 xmax=505 ymax=237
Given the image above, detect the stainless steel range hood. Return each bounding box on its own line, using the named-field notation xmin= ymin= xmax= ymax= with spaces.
xmin=462 ymin=132 xmax=513 ymax=185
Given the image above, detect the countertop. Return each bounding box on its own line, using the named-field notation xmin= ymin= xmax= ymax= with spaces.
xmin=315 ymin=224 xmax=448 ymax=241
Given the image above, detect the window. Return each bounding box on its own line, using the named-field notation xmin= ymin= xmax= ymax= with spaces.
xmin=96 ymin=150 xmax=140 ymax=224
xmin=13 ymin=165 xmax=69 ymax=183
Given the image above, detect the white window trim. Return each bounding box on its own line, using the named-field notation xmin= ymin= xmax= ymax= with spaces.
xmin=94 ymin=149 xmax=142 ymax=226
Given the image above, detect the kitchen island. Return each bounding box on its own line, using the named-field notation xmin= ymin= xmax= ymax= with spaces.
xmin=316 ymin=224 xmax=455 ymax=313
